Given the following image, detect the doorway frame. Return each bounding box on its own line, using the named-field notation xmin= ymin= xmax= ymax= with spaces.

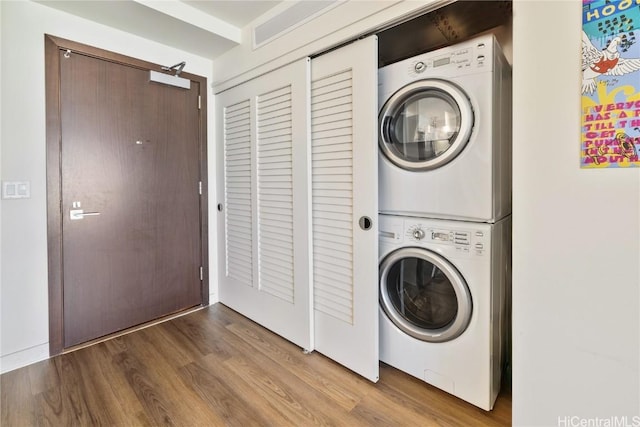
xmin=44 ymin=34 xmax=209 ymax=356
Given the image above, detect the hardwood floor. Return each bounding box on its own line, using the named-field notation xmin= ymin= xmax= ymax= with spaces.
xmin=1 ymin=303 xmax=511 ymax=426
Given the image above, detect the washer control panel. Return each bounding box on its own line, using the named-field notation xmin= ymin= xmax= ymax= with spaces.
xmin=379 ymin=215 xmax=490 ymax=257
xmin=405 ymin=222 xmax=488 ymax=257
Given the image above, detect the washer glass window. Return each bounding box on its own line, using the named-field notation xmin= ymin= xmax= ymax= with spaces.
xmin=380 ymin=248 xmax=472 ymax=342
xmin=379 ymin=80 xmax=473 ymax=171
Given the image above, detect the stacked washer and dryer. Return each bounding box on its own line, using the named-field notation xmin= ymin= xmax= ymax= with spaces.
xmin=377 ymin=34 xmax=512 ymax=411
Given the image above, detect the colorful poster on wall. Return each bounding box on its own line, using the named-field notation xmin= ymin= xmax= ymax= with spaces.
xmin=581 ymin=0 xmax=640 ymax=168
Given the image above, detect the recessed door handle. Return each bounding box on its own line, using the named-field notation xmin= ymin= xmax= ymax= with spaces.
xmin=70 ymin=209 xmax=101 ymax=220
xmin=359 ymin=216 xmax=373 ymax=231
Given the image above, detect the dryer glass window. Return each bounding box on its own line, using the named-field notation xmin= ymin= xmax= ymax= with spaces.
xmin=389 ymin=90 xmax=461 ymax=163
xmin=385 ymin=256 xmax=458 ymax=330
xmin=379 ymin=79 xmax=474 ymax=172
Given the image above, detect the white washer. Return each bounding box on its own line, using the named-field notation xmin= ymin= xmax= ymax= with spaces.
xmin=378 ymin=213 xmax=511 ymax=411
xmin=378 ymin=35 xmax=511 ymax=222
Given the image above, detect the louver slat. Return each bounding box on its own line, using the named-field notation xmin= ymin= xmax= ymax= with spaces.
xmin=311 ymin=69 xmax=355 ymax=324
xmin=224 ymin=99 xmax=253 ymax=286
xmin=257 ymin=85 xmax=295 ymax=303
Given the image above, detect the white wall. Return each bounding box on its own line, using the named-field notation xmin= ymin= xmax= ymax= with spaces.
xmin=211 ymin=0 xmax=450 ymax=92
xmin=0 ymin=0 xmax=217 ymax=373
xmin=512 ymin=1 xmax=640 ymax=425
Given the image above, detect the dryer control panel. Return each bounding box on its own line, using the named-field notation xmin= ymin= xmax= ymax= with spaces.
xmin=403 ymin=34 xmax=497 ymax=79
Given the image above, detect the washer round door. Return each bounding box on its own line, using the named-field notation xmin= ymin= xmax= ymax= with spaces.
xmin=378 ymin=79 xmax=474 ymax=171
xmin=379 ymin=247 xmax=472 ymax=342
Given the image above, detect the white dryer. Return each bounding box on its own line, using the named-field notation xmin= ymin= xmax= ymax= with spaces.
xmin=378 ymin=35 xmax=512 ymax=222
xmin=378 ymin=213 xmax=511 ymax=411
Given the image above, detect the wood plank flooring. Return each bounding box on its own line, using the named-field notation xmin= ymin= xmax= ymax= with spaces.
xmin=1 ymin=303 xmax=511 ymax=426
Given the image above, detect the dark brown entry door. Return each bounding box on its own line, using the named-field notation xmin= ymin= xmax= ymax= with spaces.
xmin=59 ymin=50 xmax=202 ymax=347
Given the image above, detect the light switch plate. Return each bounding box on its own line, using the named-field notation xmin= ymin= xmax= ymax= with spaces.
xmin=2 ymin=181 xmax=30 ymax=199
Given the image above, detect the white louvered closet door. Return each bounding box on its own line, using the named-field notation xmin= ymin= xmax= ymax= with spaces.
xmin=216 ymin=58 xmax=312 ymax=351
xmin=310 ymin=36 xmax=379 ymax=381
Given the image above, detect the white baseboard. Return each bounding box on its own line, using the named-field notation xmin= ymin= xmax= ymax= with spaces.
xmin=0 ymin=343 xmax=50 ymax=374
xmin=209 ymin=292 xmax=219 ymax=304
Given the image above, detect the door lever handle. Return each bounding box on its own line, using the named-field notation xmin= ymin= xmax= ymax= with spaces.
xmin=70 ymin=209 xmax=101 ymax=220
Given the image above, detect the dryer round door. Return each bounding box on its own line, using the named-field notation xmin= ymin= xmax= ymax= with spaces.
xmin=379 ymin=79 xmax=474 ymax=171
xmin=379 ymin=247 xmax=472 ymax=342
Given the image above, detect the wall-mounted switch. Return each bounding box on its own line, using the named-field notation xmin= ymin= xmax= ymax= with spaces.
xmin=2 ymin=181 xmax=30 ymax=199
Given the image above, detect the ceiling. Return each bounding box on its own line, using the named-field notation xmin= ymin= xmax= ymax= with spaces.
xmin=36 ymin=0 xmax=512 ymax=64
xmin=182 ymin=1 xmax=280 ymax=27
xmin=35 ymin=0 xmax=282 ymax=59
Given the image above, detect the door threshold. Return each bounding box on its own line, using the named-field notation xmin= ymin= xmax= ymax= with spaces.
xmin=62 ymin=305 xmax=206 ymax=354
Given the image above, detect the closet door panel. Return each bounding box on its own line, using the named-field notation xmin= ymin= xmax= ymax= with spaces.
xmin=310 ymin=36 xmax=379 ymax=381
xmin=222 ymin=99 xmax=255 ymax=287
xmin=216 ymin=58 xmax=312 ymax=350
